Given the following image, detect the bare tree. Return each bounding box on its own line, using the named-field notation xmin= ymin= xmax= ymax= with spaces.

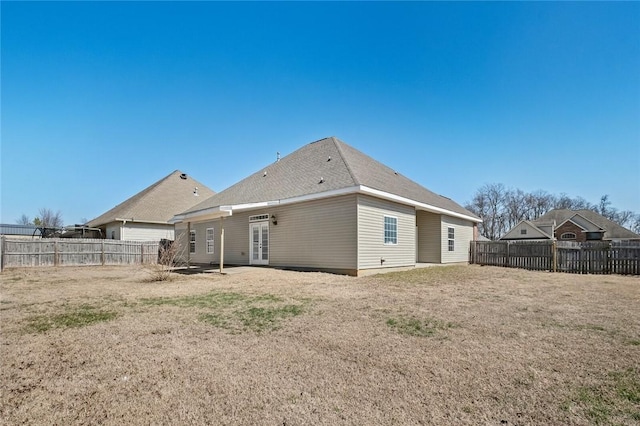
xmin=33 ymin=208 xmax=64 ymax=237
xmin=467 ymin=185 xmax=640 ymax=239
xmin=465 ymin=183 xmax=508 ymax=240
xmin=614 ymin=210 xmax=636 ymax=228
xmin=16 ymin=214 xmax=32 ymax=225
xmin=599 ymin=195 xmax=612 ymax=217
xmin=504 ymin=188 xmax=528 ymax=229
xmin=145 ymin=239 xmax=182 ymax=282
xmin=630 ymin=214 xmax=640 ymax=234
xmin=527 ymin=190 xmax=554 ymax=218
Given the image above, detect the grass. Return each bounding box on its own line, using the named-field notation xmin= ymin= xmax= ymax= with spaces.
xmin=203 ymin=304 xmax=305 ymax=333
xmin=386 ymin=315 xmax=457 ymax=337
xmin=25 ymin=305 xmax=118 ymax=333
xmin=2 ymin=264 xmax=639 ymax=425
xmin=143 ymin=290 xmax=306 ymax=333
xmin=563 ymin=368 xmax=640 ymax=425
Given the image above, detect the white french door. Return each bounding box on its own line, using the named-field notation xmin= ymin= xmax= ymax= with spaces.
xmin=250 ymin=222 xmax=269 ymax=265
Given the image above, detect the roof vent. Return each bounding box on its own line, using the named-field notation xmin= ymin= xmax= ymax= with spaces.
xmin=193 ymin=187 xmax=199 ymax=196
xmin=180 ymin=173 xmax=188 ymax=180
xmin=263 ymin=171 xmax=267 ymax=177
xmin=276 ymin=152 xmax=280 ymax=162
xmin=327 ymin=156 xmax=331 ymax=162
xmin=319 ymin=177 xmax=324 ymax=184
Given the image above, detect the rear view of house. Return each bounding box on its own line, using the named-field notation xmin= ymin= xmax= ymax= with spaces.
xmin=172 ymin=137 xmax=481 ymax=275
xmin=86 ymin=170 xmax=215 ymax=241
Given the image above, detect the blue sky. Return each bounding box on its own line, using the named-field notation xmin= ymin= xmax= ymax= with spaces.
xmin=2 ymin=1 xmax=639 ymax=225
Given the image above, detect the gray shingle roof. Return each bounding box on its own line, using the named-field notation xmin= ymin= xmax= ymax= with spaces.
xmin=87 ymin=170 xmax=215 ymax=227
xmin=183 ymin=137 xmax=478 ymax=220
xmin=533 ymin=209 xmax=640 ymax=240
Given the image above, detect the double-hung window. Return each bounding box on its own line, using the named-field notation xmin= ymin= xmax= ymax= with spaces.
xmin=384 ymin=216 xmax=398 ymax=245
xmin=189 ymin=230 xmax=196 ymax=254
xmin=206 ymin=228 xmax=215 ymax=254
xmin=448 ymin=227 xmax=455 ymax=251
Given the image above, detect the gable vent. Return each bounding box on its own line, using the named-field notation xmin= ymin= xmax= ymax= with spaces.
xmin=180 ymin=173 xmax=188 ymax=180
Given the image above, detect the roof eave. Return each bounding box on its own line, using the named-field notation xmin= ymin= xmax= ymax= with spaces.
xmin=358 ymin=186 xmax=482 ymax=223
xmin=174 ymin=185 xmax=481 ymax=224
xmin=170 ymin=206 xmax=233 ymax=224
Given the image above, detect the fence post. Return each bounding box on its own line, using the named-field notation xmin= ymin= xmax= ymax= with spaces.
xmin=552 ymin=241 xmax=557 ymax=272
xmin=141 ymin=243 xmax=144 ymax=265
xmin=54 ymin=240 xmax=59 ymax=267
xmin=0 ymin=235 xmax=5 ymax=272
xmin=505 ymin=242 xmax=510 ymax=268
xmin=101 ymin=240 xmax=105 ymax=266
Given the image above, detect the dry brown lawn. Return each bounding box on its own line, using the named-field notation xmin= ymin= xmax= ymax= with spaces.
xmin=1 ymin=264 xmax=639 ymax=425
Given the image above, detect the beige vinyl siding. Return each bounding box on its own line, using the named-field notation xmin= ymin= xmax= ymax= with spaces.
xmin=269 ymin=194 xmax=358 ymax=271
xmin=105 ymin=223 xmax=121 ymax=240
xmin=357 ymin=195 xmax=415 ymax=270
xmin=416 ymin=211 xmax=441 ymax=263
xmin=218 ymin=211 xmax=252 ymax=265
xmin=501 ymin=222 xmax=550 ymax=240
xmin=440 ymin=215 xmax=474 ymax=263
xmin=174 ymin=222 xmax=210 ymax=264
xmin=121 ymin=223 xmax=175 ymax=242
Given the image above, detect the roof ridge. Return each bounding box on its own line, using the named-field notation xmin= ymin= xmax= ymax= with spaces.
xmin=331 ymin=137 xmax=360 ymax=186
xmin=131 ymin=170 xmax=182 ymax=207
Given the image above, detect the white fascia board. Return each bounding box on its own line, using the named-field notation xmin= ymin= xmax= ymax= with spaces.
xmin=115 ymin=218 xmax=171 ymax=225
xmin=225 ymin=201 xmax=274 ymax=212
xmin=169 ymin=206 xmax=233 ymax=224
xmin=358 ymin=186 xmax=482 ymax=223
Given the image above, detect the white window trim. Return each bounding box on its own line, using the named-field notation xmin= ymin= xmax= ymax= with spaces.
xmin=384 ymin=215 xmax=398 ymax=245
xmin=448 ymin=227 xmax=455 ymax=252
xmin=206 ymin=228 xmax=215 ymax=254
xmin=249 ymin=214 xmax=270 ymax=222
xmin=189 ymin=230 xmax=196 ymax=254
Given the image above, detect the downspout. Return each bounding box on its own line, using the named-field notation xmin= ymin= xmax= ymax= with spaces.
xmin=220 ymin=216 xmax=225 ymax=274
xmin=115 ymin=218 xmax=129 ymax=240
xmin=187 ymin=221 xmax=191 ymax=269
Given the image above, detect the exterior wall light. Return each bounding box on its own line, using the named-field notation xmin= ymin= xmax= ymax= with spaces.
xmin=271 ymin=215 xmax=277 ymax=225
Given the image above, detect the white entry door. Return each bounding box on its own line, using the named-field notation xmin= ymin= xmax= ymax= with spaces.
xmin=250 ymin=222 xmax=269 ymax=265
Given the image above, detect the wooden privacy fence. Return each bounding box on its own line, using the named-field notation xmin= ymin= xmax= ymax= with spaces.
xmin=469 ymin=240 xmax=640 ymax=275
xmin=0 ymin=237 xmax=160 ymax=271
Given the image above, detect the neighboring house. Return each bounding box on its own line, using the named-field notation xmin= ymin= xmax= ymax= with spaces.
xmin=86 ymin=170 xmax=215 ymax=241
xmin=500 ymin=209 xmax=640 ymax=242
xmin=171 ymin=137 xmax=481 ymax=276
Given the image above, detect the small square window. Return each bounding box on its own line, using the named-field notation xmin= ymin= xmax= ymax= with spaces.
xmin=384 ymin=216 xmax=398 ymax=245
xmin=521 ymin=229 xmax=527 ymax=235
